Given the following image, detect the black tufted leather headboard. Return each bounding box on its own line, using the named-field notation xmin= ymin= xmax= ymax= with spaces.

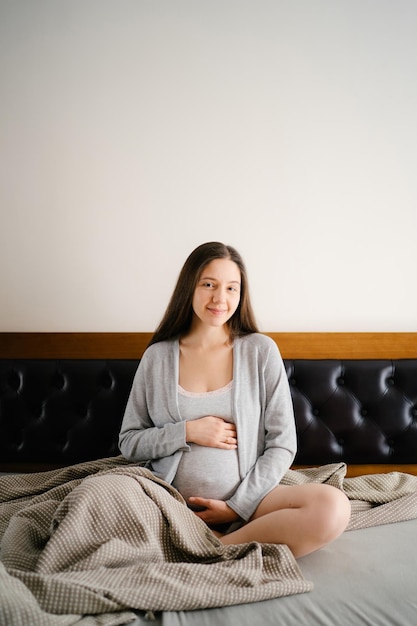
xmin=0 ymin=359 xmax=138 ymax=470
xmin=286 ymin=359 xmax=417 ymax=465
xmin=1 ymin=356 xmax=417 ymax=473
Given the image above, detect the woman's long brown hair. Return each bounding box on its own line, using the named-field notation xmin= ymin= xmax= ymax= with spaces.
xmin=148 ymin=242 xmax=259 ymax=346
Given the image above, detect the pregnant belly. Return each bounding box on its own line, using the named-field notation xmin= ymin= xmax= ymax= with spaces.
xmin=172 ymin=445 xmax=241 ymax=502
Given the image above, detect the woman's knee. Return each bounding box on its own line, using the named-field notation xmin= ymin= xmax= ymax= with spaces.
xmin=311 ymin=484 xmax=351 ymax=543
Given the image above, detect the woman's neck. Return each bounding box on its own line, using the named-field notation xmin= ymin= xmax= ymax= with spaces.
xmin=181 ymin=322 xmax=232 ymax=350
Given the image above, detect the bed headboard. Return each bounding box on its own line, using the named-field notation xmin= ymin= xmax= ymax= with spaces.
xmin=1 ymin=332 xmax=417 ymax=476
xmin=1 ymin=332 xmax=416 ymax=359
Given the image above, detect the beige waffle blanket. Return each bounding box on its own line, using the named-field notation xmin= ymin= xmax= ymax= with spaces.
xmin=1 ymin=457 xmax=417 ymax=625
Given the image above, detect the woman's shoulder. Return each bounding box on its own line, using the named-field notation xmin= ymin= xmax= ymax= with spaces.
xmin=236 ymin=332 xmax=280 ymax=353
xmin=142 ymin=338 xmax=178 ymax=361
xmin=235 ymin=334 xmax=285 ymax=378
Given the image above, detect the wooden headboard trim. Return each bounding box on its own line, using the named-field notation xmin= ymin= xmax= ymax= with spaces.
xmin=0 ymin=332 xmax=416 ymax=359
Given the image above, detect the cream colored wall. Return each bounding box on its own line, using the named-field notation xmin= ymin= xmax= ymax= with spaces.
xmin=1 ymin=0 xmax=416 ymax=332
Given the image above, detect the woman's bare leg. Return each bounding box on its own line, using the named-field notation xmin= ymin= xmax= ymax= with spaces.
xmin=220 ymin=483 xmax=351 ymax=558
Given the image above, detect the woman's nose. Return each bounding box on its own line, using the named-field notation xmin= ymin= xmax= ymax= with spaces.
xmin=212 ymin=288 xmax=226 ymax=303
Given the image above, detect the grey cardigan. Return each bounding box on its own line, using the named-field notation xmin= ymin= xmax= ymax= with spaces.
xmin=118 ymin=333 xmax=296 ymax=520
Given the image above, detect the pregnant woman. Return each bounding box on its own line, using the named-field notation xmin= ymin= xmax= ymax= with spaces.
xmin=119 ymin=242 xmax=350 ymax=557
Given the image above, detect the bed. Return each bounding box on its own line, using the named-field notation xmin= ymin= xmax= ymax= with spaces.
xmin=1 ymin=331 xmax=417 ymax=625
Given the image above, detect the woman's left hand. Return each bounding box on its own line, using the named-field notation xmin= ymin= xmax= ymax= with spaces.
xmin=188 ymin=497 xmax=240 ymax=525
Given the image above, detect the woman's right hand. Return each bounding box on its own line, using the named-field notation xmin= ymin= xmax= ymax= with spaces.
xmin=185 ymin=416 xmax=237 ymax=449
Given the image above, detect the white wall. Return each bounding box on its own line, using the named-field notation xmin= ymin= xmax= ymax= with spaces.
xmin=1 ymin=0 xmax=416 ymax=332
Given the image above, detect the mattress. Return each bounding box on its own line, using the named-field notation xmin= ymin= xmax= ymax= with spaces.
xmin=126 ymin=518 xmax=417 ymax=626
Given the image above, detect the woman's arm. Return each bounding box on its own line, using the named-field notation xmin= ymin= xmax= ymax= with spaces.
xmin=118 ymin=349 xmax=189 ymax=462
xmin=226 ymin=338 xmax=297 ymax=521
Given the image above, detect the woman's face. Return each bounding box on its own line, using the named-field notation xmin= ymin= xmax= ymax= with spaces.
xmin=191 ymin=258 xmax=241 ymax=329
